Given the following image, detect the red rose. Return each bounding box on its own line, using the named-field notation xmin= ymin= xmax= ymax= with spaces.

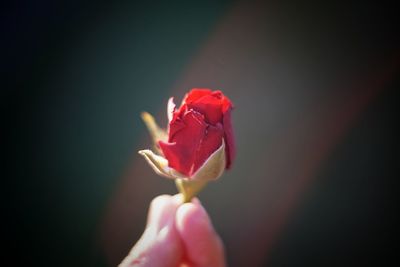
xmin=139 ymin=88 xmax=235 ymax=181
xmin=159 ymin=89 xmax=235 ymax=178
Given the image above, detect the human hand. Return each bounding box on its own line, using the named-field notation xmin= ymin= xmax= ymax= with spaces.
xmin=119 ymin=195 xmax=226 ymax=267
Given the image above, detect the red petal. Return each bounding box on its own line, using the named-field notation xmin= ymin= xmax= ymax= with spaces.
xmin=221 ymin=94 xmax=233 ymax=113
xmin=222 ymin=107 xmax=235 ymax=169
xmin=168 ymin=115 xmax=185 ymax=142
xmin=183 ymin=88 xmax=213 ymax=105
xmin=187 ymin=94 xmax=223 ymax=125
xmin=159 ymin=110 xmax=206 ymax=176
xmin=192 ymin=123 xmax=224 ymax=174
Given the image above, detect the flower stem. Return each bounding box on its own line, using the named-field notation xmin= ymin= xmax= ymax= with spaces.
xmin=175 ymin=179 xmax=208 ymax=203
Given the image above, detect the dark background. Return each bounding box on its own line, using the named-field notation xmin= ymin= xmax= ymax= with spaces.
xmin=4 ymin=0 xmax=399 ymax=266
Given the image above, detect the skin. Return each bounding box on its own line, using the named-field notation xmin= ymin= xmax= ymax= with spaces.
xmin=119 ymin=194 xmax=226 ymax=267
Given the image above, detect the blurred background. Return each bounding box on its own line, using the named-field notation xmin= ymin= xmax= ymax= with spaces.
xmin=5 ymin=0 xmax=399 ymax=266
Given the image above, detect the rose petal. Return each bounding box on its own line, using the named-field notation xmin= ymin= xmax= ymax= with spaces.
xmin=192 ymin=123 xmax=224 ymax=174
xmin=222 ymin=107 xmax=235 ymax=169
xmin=221 ymin=94 xmax=233 ymax=113
xmin=168 ymin=118 xmax=185 ymax=142
xmin=187 ymin=94 xmax=223 ymax=125
xmin=182 ymin=88 xmax=213 ymax=105
xmin=159 ymin=110 xmax=207 ymax=176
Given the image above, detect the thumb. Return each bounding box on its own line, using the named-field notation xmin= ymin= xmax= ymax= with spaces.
xmin=176 ymin=199 xmax=226 ymax=267
xmin=119 ymin=195 xmax=183 ymax=267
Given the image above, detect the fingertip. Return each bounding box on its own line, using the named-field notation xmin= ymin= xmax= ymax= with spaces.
xmin=176 ymin=202 xmax=210 ymax=234
xmin=148 ymin=194 xmax=172 ymax=213
xmin=172 ymin=193 xmax=184 ymax=204
xmin=171 ymin=194 xmax=201 ymax=205
xmin=151 ymin=194 xmax=173 ymax=204
xmin=147 ymin=194 xmax=179 ymax=230
xmin=176 ymin=202 xmax=225 ymax=267
xmin=191 ymin=197 xmax=201 ymax=205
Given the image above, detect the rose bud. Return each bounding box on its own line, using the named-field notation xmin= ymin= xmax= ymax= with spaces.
xmin=139 ymin=88 xmax=235 ymax=201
